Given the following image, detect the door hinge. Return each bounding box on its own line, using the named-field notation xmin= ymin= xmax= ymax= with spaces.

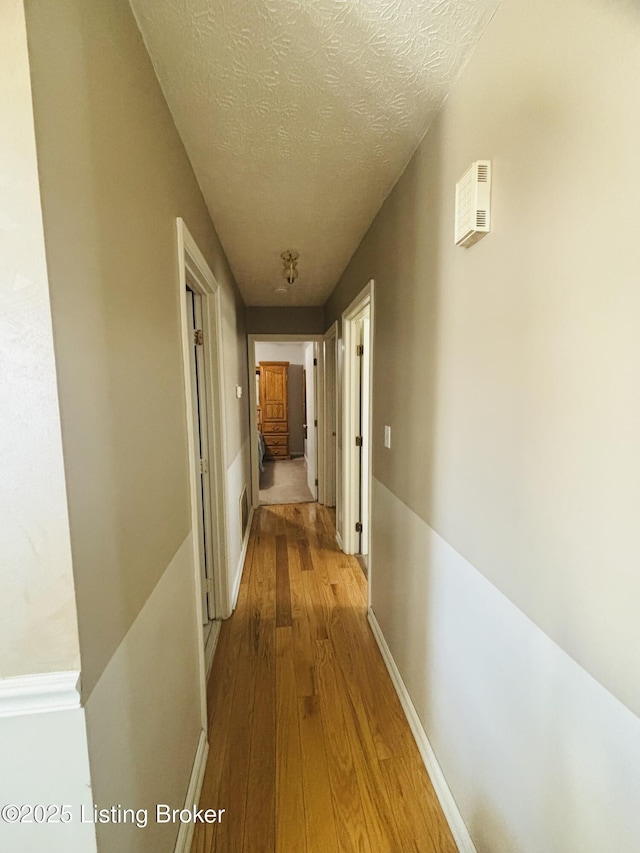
xmin=315 ymin=478 xmax=318 ymax=486
xmin=314 ymin=419 xmax=318 ymax=428
xmin=356 ymin=344 xmax=364 ymax=356
xmin=355 ymin=435 xmax=363 ymax=447
xmin=355 ymin=521 xmax=363 ymax=533
xmin=313 ymin=357 xmax=318 ymax=366
xmin=200 ymin=458 xmax=209 ymax=474
xmin=194 ymin=329 xmax=204 ymax=346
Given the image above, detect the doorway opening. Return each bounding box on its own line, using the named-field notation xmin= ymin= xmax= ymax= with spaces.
xmin=341 ymin=281 xmax=374 ymax=596
xmin=177 ymin=219 xmax=230 ymax=709
xmin=253 ymin=340 xmax=317 ymax=505
xmin=248 ymin=335 xmax=329 ymax=509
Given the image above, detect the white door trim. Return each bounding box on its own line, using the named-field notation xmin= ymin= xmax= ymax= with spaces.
xmin=341 ymin=281 xmax=374 ymax=592
xmin=322 ymin=322 xmax=338 ymax=508
xmin=177 ymin=218 xmax=231 ymax=727
xmin=248 ymin=334 xmax=325 ymax=509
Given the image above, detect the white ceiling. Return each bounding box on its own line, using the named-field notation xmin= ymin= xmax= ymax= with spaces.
xmin=130 ymin=0 xmax=500 ymax=306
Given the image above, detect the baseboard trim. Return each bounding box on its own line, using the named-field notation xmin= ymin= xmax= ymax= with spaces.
xmin=231 ymin=506 xmax=254 ymax=611
xmin=0 ymin=670 xmax=81 ymax=718
xmin=174 ymin=729 xmax=209 ymax=853
xmin=367 ymin=610 xmax=477 ymax=853
xmin=335 ymin=530 xmax=344 ymax=551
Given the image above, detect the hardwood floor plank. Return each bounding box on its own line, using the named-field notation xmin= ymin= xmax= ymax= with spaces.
xmin=287 ymin=526 xmax=306 ymax=621
xmin=298 ymin=694 xmax=340 ymax=853
xmin=191 ymin=503 xmax=457 ymax=853
xmin=301 ymin=569 xmax=329 ymax=641
xmin=330 ymin=580 xmax=410 ymax=760
xmin=380 ymin=752 xmax=458 ymax=853
xmin=297 ymin=537 xmax=314 ymax=572
xmin=275 ymin=534 xmax=292 ymax=628
xmin=244 ymin=615 xmax=276 ymax=850
xmin=292 ymin=615 xmax=315 ymax=698
xmin=315 ymin=640 xmax=372 ymax=853
xmin=275 ymin=627 xmax=307 ymax=853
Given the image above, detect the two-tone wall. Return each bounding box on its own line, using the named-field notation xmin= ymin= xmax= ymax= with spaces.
xmin=325 ymin=0 xmax=640 ymax=849
xmin=1 ymin=0 xmax=251 ymax=850
xmin=0 ymin=4 xmax=93 ymax=851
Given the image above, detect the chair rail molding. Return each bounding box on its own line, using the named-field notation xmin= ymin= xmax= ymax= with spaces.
xmin=0 ymin=670 xmax=81 ymax=718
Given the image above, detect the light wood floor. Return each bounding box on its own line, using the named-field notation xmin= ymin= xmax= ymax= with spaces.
xmin=191 ymin=503 xmax=457 ymax=853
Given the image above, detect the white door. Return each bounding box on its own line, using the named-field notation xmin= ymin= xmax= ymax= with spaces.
xmin=353 ymin=315 xmax=372 ymax=555
xmin=304 ymin=342 xmax=318 ymax=499
xmin=323 ymin=327 xmax=337 ymax=508
xmin=186 ymin=286 xmax=216 ymax=623
xmin=358 ymin=316 xmax=371 ymax=555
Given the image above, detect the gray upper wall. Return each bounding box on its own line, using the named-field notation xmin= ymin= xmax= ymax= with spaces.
xmin=246 ymin=306 xmax=325 ymax=335
xmin=324 ymin=0 xmax=640 ymax=717
xmin=25 ymin=0 xmax=248 ymax=698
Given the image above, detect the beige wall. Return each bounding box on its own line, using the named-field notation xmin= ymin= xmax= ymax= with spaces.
xmin=0 ymin=0 xmax=80 ymax=678
xmin=24 ymin=0 xmax=248 ymax=697
xmin=326 ymin=0 xmax=640 ymax=719
xmin=326 ymin=0 xmax=640 ymax=847
xmin=246 ymin=306 xmax=325 ymax=335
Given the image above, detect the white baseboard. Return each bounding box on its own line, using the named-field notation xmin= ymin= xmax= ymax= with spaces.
xmin=335 ymin=530 xmax=344 ymax=551
xmin=231 ymin=506 xmax=254 ymax=611
xmin=367 ymin=610 xmax=477 ymax=853
xmin=0 ymin=670 xmax=81 ymax=718
xmin=174 ymin=729 xmax=209 ymax=853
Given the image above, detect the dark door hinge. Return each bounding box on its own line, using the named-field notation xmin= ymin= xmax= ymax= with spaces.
xmin=314 ymin=419 xmax=318 ymax=428
xmin=356 ymin=344 xmax=364 ymax=356
xmin=315 ymin=478 xmax=318 ymax=486
xmin=194 ymin=329 xmax=204 ymax=346
xmin=355 ymin=521 xmax=363 ymax=533
xmin=313 ymin=357 xmax=318 ymax=366
xmin=355 ymin=436 xmax=363 ymax=447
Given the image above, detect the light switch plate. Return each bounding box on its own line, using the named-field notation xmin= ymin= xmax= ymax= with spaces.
xmin=384 ymin=425 xmax=391 ymax=448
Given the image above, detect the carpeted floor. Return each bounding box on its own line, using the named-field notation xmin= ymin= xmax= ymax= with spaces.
xmin=259 ymin=457 xmax=315 ymax=505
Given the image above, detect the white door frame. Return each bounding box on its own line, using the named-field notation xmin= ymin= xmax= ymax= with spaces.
xmin=248 ymin=334 xmax=325 ymax=509
xmin=177 ymin=219 xmax=230 ymax=722
xmin=341 ymin=281 xmax=374 ymax=571
xmin=323 ymin=322 xmax=338 ymax=508
xmin=185 ymin=288 xmax=216 ymax=624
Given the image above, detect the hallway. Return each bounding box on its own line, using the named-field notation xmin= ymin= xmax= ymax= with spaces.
xmin=191 ymin=504 xmax=456 ymax=853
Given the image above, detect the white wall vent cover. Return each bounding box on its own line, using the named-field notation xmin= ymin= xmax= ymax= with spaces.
xmin=455 ymin=160 xmax=491 ymax=248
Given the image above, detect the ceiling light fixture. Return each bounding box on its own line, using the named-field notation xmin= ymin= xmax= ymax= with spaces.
xmin=280 ymin=250 xmax=299 ymax=286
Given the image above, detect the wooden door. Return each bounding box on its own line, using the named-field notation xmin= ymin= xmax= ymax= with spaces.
xmin=259 ymin=362 xmax=289 ymax=459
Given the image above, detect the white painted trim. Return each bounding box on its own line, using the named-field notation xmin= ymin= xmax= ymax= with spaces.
xmin=367 ymin=610 xmax=477 ymax=853
xmin=177 ymin=218 xmax=231 ymax=731
xmin=335 ymin=530 xmax=344 ymax=551
xmin=341 ymin=281 xmax=375 ymax=608
xmin=322 ymin=322 xmax=338 ymax=508
xmin=177 ymin=218 xmax=231 ymax=619
xmin=0 ymin=670 xmax=81 ymax=718
xmin=315 ymin=340 xmax=324 ymax=504
xmin=231 ymin=506 xmax=254 ymax=610
xmin=173 ymin=729 xmax=209 ymax=853
xmin=248 ymin=334 xmax=326 ymax=509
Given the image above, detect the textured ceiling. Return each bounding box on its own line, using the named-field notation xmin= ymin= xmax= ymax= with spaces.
xmin=129 ymin=0 xmax=501 ymax=306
